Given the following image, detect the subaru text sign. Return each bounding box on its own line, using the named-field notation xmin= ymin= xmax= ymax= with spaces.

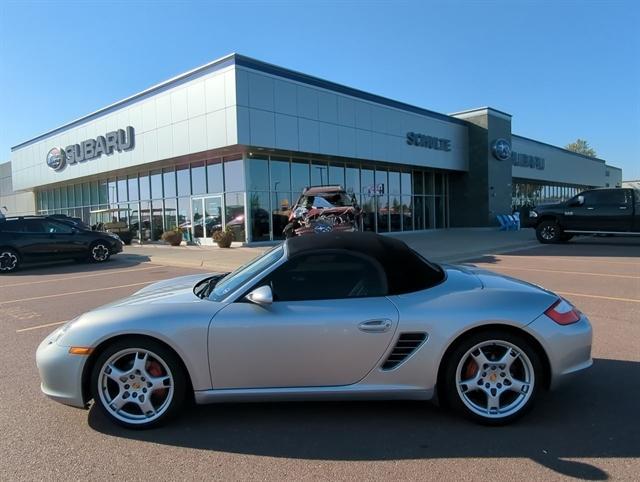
xmin=406 ymin=132 xmax=451 ymax=151
xmin=46 ymin=126 xmax=135 ymax=171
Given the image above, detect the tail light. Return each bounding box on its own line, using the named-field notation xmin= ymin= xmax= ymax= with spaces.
xmin=545 ymin=298 xmax=581 ymax=325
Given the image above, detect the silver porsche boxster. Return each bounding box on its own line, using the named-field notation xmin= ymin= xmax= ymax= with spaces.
xmin=36 ymin=232 xmax=592 ymax=429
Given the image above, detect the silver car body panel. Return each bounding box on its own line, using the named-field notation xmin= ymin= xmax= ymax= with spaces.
xmin=36 ymin=258 xmax=593 ymax=409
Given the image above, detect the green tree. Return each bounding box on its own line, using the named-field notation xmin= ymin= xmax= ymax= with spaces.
xmin=565 ymin=139 xmax=597 ymax=158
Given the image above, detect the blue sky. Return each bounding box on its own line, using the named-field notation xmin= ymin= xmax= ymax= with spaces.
xmin=1 ymin=0 xmax=639 ymax=179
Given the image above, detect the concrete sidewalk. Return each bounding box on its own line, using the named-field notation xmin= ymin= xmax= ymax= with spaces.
xmin=120 ymin=228 xmax=539 ymax=272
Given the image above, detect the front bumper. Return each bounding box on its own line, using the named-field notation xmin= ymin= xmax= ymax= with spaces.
xmin=526 ymin=313 xmax=593 ymax=388
xmin=110 ymin=240 xmax=123 ymax=254
xmin=36 ymin=335 xmax=88 ymax=409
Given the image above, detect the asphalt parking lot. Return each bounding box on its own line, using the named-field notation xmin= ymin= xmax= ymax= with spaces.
xmin=0 ymin=237 xmax=638 ymax=481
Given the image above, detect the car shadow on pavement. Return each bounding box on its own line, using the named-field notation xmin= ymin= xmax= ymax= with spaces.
xmin=2 ymin=254 xmax=151 ymax=276
xmin=88 ymin=358 xmax=639 ymax=480
xmin=467 ymin=236 xmax=640 ymax=264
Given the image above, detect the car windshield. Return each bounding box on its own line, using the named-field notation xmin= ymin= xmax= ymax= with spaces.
xmin=300 ymin=193 xmax=352 ymax=209
xmin=209 ymin=245 xmax=284 ymax=301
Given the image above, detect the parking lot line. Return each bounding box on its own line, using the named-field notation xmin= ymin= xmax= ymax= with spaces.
xmin=557 ymin=291 xmax=640 ymax=304
xmin=502 ymin=256 xmax=640 ymax=266
xmin=16 ymin=320 xmax=68 ymax=333
xmin=1 ymin=265 xmax=160 ymax=288
xmin=0 ymin=281 xmax=153 ymax=305
xmin=491 ymin=266 xmax=640 ymax=279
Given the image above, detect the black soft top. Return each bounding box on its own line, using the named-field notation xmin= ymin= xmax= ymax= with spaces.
xmin=285 ymin=232 xmax=444 ymax=295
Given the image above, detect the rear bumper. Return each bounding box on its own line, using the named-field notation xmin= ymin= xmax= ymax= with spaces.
xmin=36 ymin=336 xmax=87 ymax=409
xmin=526 ymin=313 xmax=593 ymax=389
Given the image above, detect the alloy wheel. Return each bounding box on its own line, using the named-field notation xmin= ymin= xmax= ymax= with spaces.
xmin=91 ymin=244 xmax=109 ymax=262
xmin=97 ymin=348 xmax=175 ymax=425
xmin=541 ymin=225 xmax=556 ymax=241
xmin=0 ymin=251 xmax=18 ymax=272
xmin=455 ymin=340 xmax=535 ymax=419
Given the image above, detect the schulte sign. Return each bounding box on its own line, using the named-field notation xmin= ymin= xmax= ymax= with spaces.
xmin=46 ymin=126 xmax=135 ymax=171
xmin=406 ymin=132 xmax=451 ymax=152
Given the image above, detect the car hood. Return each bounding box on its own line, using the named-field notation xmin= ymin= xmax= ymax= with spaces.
xmin=533 ymin=202 xmax=564 ymax=210
xmin=99 ymin=273 xmax=218 ymax=308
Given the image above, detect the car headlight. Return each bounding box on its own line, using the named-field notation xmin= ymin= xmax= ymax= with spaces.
xmin=529 ymin=210 xmax=538 ymax=218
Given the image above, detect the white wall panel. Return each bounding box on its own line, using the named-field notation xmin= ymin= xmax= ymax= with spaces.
xmin=274 ymin=79 xmax=297 ymax=115
xmin=187 ymin=82 xmax=206 ymax=118
xmin=337 ymin=97 xmax=356 ymax=127
xmin=512 ymin=136 xmax=607 ymax=187
xmin=248 ymin=73 xmax=274 ymax=111
xmin=299 ymin=118 xmax=319 ymax=153
xmin=206 ymin=110 xmax=227 ymax=149
xmin=297 ymin=86 xmax=318 ymax=120
xmin=317 ymin=91 xmax=338 ymax=123
xmin=249 ymin=109 xmax=275 ymax=147
xmin=275 ymin=114 xmax=298 ymax=151
xmin=318 ymin=122 xmax=339 ymax=155
xmin=11 ymin=65 xmax=237 ymax=190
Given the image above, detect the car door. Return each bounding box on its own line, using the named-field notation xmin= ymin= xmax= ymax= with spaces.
xmin=578 ymin=190 xmax=631 ymax=231
xmin=39 ymin=219 xmax=84 ymax=258
xmin=209 ymin=250 xmax=399 ymax=389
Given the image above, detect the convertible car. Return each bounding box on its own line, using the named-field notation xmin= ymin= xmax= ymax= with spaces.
xmin=36 ymin=232 xmax=592 ymax=429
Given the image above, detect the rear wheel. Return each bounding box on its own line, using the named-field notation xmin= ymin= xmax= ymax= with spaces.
xmin=89 ymin=242 xmax=111 ymax=263
xmin=90 ymin=338 xmax=186 ymax=429
xmin=0 ymin=248 xmax=20 ymax=273
xmin=442 ymin=330 xmax=542 ymax=425
xmin=536 ymin=220 xmax=562 ymax=244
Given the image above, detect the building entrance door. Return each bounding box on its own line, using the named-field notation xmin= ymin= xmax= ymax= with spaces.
xmin=191 ymin=195 xmax=223 ymax=244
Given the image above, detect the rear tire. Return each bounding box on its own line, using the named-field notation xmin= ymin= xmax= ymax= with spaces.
xmin=536 ymin=220 xmax=562 ymax=244
xmin=90 ymin=338 xmax=186 ymax=429
xmin=89 ymin=242 xmax=111 ymax=263
xmin=0 ymin=248 xmax=20 ymax=273
xmin=441 ymin=330 xmax=543 ymax=425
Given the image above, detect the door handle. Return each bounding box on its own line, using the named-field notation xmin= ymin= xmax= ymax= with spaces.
xmin=358 ymin=319 xmax=393 ymax=333
xmin=619 ymin=206 xmax=628 ymax=210
xmin=586 ymin=207 xmax=595 ymax=210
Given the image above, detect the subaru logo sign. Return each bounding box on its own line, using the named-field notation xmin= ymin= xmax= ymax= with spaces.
xmin=491 ymin=139 xmax=512 ymax=161
xmin=46 ymin=147 xmax=66 ymax=171
xmin=314 ymin=223 xmax=333 ymax=233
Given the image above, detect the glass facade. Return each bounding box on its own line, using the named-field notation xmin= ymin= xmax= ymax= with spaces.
xmin=511 ymin=179 xmax=592 ymax=209
xmin=35 ymin=152 xmax=450 ymax=244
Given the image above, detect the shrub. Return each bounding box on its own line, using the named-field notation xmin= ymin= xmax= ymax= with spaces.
xmin=161 ymin=228 xmax=183 ymax=246
xmin=212 ymin=226 xmax=234 ymax=248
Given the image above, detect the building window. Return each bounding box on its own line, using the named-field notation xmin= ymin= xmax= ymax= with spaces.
xmin=207 ymin=159 xmax=223 ymax=193
xmin=176 ymin=164 xmax=191 ymax=196
xmin=191 ymin=161 xmax=206 ymax=195
xmin=224 ymin=158 xmax=245 ymax=192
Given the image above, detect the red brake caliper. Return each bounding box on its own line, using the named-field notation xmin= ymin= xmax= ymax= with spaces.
xmin=147 ymin=360 xmax=168 ymax=398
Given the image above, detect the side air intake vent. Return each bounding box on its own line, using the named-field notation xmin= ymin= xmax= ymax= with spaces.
xmin=381 ymin=333 xmax=428 ymax=370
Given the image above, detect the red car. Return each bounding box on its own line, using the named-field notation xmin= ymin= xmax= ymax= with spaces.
xmin=283 ymin=186 xmax=362 ymax=238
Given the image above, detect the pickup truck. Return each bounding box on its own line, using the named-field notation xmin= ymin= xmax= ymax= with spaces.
xmin=526 ymin=187 xmax=640 ymax=243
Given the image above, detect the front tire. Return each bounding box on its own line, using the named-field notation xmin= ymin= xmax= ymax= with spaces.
xmin=441 ymin=330 xmax=543 ymax=425
xmin=89 ymin=242 xmax=111 ymax=263
xmin=0 ymin=248 xmax=20 ymax=273
xmin=536 ymin=220 xmax=562 ymax=244
xmin=90 ymin=338 xmax=186 ymax=429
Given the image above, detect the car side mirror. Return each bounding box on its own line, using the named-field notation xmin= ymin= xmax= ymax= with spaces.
xmin=245 ymin=285 xmax=273 ymax=306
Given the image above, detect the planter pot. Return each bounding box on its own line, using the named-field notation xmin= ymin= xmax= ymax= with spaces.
xmin=215 ymin=238 xmax=232 ymax=248
xmin=162 ymin=232 xmax=183 ymax=246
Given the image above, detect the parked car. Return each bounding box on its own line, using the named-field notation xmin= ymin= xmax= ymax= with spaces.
xmin=283 ymin=185 xmax=362 ymax=237
xmin=36 ymin=231 xmax=591 ymax=429
xmin=527 ymin=187 xmax=640 ymax=243
xmin=0 ymin=215 xmax=123 ymax=273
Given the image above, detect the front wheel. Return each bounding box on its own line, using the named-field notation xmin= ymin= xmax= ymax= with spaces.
xmin=0 ymin=248 xmax=20 ymax=273
xmin=89 ymin=242 xmax=111 ymax=263
xmin=90 ymin=338 xmax=186 ymax=429
xmin=442 ymin=330 xmax=543 ymax=425
xmin=536 ymin=220 xmax=562 ymax=244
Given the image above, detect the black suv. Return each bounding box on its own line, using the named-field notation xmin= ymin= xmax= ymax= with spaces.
xmin=526 ymin=188 xmax=640 ymax=243
xmin=0 ymin=215 xmax=123 ymax=273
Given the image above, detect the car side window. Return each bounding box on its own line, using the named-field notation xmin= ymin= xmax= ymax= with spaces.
xmin=22 ymin=219 xmax=46 ymax=233
xmin=264 ymin=251 xmax=388 ymax=302
xmin=583 ymin=190 xmax=627 ymax=206
xmin=0 ymin=220 xmax=25 ymax=232
xmin=41 ymin=220 xmax=73 ymax=234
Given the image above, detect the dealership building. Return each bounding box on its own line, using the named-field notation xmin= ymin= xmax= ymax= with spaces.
xmin=5 ymin=53 xmax=622 ymax=243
